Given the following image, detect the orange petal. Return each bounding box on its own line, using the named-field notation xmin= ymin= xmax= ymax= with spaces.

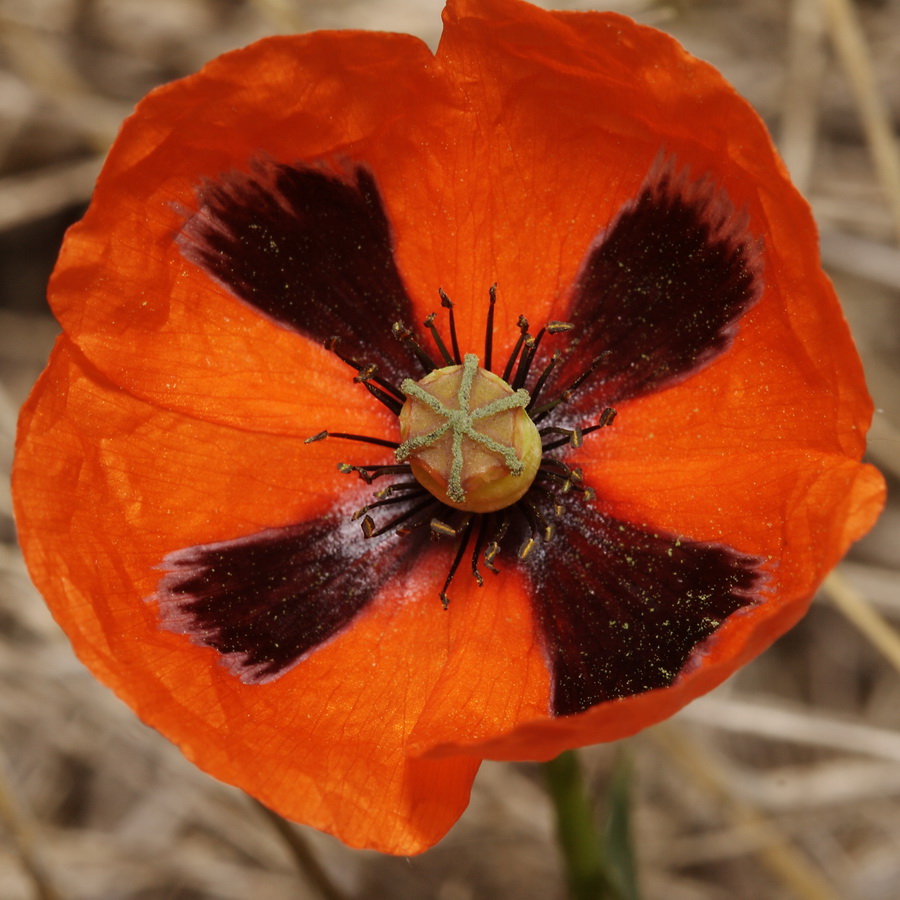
xmin=13 ymin=340 xmax=553 ymax=852
xmin=49 ymin=29 xmax=452 ymax=435
xmin=419 ymin=0 xmax=789 ymax=347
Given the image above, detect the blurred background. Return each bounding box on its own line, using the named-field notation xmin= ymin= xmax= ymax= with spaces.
xmin=0 ymin=1 xmax=898 ymax=898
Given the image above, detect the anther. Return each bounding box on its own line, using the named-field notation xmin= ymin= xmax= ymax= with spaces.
xmin=354 ymin=364 xmax=378 ymax=384
xmin=539 ymin=425 xmax=583 ymax=448
xmin=392 ymin=321 xmax=437 ymax=373
xmin=337 ymin=462 xmax=412 ymax=484
xmin=431 ymin=519 xmax=458 ymax=538
xmin=502 ymin=315 xmax=530 ymax=382
xmin=484 ymin=542 xmax=501 ymax=573
xmin=438 ymin=289 xmax=462 ymax=364
xmin=424 ymin=311 xmax=455 ymax=366
xmin=375 ymin=482 xmax=421 ymax=499
xmin=484 ymin=283 xmax=497 ymax=373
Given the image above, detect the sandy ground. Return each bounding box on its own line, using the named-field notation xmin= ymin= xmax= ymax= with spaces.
xmin=1 ymin=1 xmax=898 ymax=898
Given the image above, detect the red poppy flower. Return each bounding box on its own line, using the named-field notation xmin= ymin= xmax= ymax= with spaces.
xmin=13 ymin=0 xmax=884 ymax=854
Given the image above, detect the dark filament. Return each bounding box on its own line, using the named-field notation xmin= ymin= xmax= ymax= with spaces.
xmin=424 ymin=312 xmax=455 ymax=366
xmin=484 ymin=283 xmax=497 ymax=372
xmin=315 ymin=287 xmax=616 ymax=606
xmin=322 ymin=337 xmax=406 ymax=414
xmin=438 ymin=289 xmax=462 ymax=365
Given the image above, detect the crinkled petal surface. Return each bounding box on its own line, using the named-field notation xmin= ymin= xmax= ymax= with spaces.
xmin=13 ymin=0 xmax=884 ymax=854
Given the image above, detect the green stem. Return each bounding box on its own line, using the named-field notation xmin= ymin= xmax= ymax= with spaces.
xmin=542 ymin=749 xmax=621 ymax=900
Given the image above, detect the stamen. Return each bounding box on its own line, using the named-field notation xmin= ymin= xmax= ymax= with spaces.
xmin=438 ymin=289 xmax=462 ymax=364
xmin=502 ymin=315 xmax=529 ymax=383
xmin=537 ymin=470 xmax=574 ymax=493
xmin=511 ymin=333 xmax=535 ymax=390
xmin=424 ymin=312 xmax=456 ymax=366
xmin=518 ymin=536 xmax=536 ymax=560
xmin=522 ymin=497 xmax=555 ymax=541
xmin=521 ymin=322 xmax=571 ymax=410
xmin=431 ymin=518 xmax=459 ymax=538
xmin=542 ymin=408 xmax=616 ymax=452
xmin=354 ymin=364 xmax=378 ymax=383
xmin=576 ymin=408 xmax=617 ymax=439
xmin=375 ymin=481 xmax=422 ymax=498
xmin=535 ymin=459 xmax=585 ymax=494
xmin=323 ymin=336 xmax=405 ymax=403
xmin=529 ymin=352 xmax=608 ymax=423
xmin=395 ymin=499 xmax=445 ymax=536
xmin=352 ymin=489 xmax=425 ymax=521
xmin=392 ymin=321 xmax=437 ymax=374
xmin=539 ymin=457 xmax=578 ymax=479
xmin=484 ymin=512 xmax=510 ymax=574
xmin=539 ymin=425 xmax=584 ymax=448
xmin=313 ymin=430 xmax=399 ymax=450
xmin=528 ymin=482 xmax=565 ymax=518
xmin=484 ymin=283 xmax=497 ymax=373
xmin=470 ymin=516 xmax=489 ymax=587
xmin=337 ymin=462 xmax=412 ymax=484
xmin=368 ymin=495 xmax=440 ymax=537
xmin=362 ymin=381 xmax=404 ymax=416
xmin=519 ymin=500 xmax=542 ymax=548
xmin=439 ymin=517 xmax=474 ymax=609
xmin=526 ymin=349 xmax=560 ymax=413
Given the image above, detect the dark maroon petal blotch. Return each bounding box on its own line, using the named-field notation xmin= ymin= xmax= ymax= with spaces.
xmin=178 ymin=160 xmax=417 ymax=381
xmin=556 ymin=156 xmax=763 ymax=407
xmin=529 ymin=502 xmax=764 ymax=716
xmin=154 ymin=508 xmax=424 ymax=683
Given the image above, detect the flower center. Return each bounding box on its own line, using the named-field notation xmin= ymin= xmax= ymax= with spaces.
xmin=396 ymin=354 xmax=543 ymax=512
xmin=308 ymin=286 xmax=617 ymax=607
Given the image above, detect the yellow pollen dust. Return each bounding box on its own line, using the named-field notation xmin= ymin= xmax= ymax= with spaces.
xmin=396 ymin=354 xmax=542 ymax=513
